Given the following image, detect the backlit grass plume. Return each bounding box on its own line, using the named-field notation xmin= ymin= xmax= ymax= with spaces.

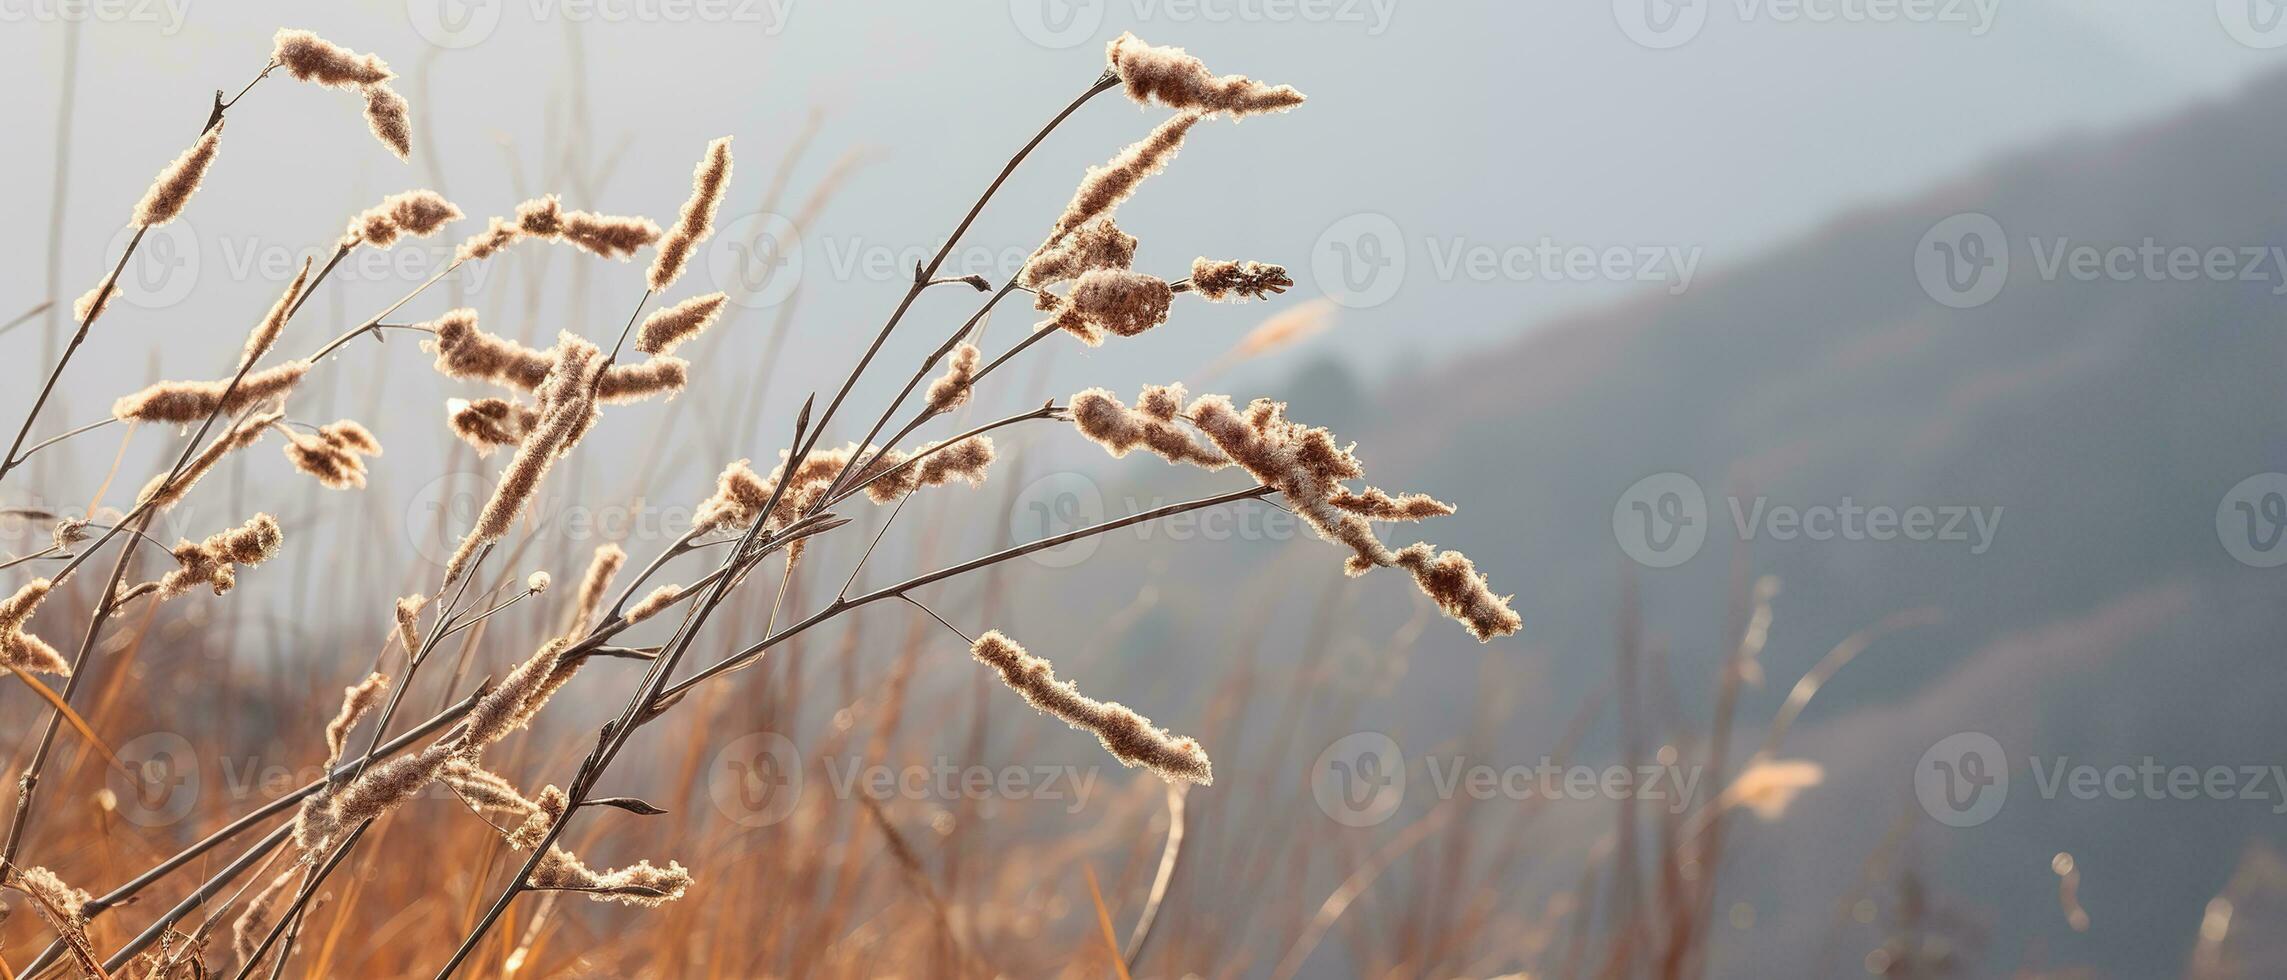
xmin=1043 ymin=269 xmax=1173 ymax=344
xmin=157 ymin=513 xmax=284 ymax=599
xmin=345 ymin=189 xmax=463 ymax=249
xmin=970 ymin=630 xmax=1212 ymax=785
xmin=1106 ymin=32 xmax=1306 ymax=117
xmin=648 ymin=137 xmax=733 ymax=292
xmin=272 ymin=28 xmax=393 ymax=88
xmin=0 ymin=578 xmax=67 ymax=677
xmin=242 ymin=257 xmax=312 ymax=366
xmin=515 ymin=195 xmax=662 ymax=261
xmin=363 ymin=83 xmax=412 ymax=159
xmin=635 ymin=292 xmax=728 ymax=356
xmin=0 ymin=31 xmax=1556 ymax=977
xmin=1188 ymin=257 xmax=1292 ymax=301
xmin=132 ymin=124 xmax=223 ymax=228
xmin=444 ymin=334 xmax=606 ymax=585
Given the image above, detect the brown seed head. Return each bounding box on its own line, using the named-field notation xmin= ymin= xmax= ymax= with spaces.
xmin=272 ymin=28 xmax=395 ymax=88
xmin=362 ymin=83 xmax=412 ymax=159
xmin=111 ymin=360 xmax=310 ymax=425
xmin=924 ymin=343 xmax=981 ymax=415
xmin=648 ymin=137 xmax=733 ymax=292
xmin=635 ymin=292 xmax=728 ymax=356
xmin=344 ymin=189 xmax=462 ymax=249
xmin=133 ymin=124 xmax=223 ymax=228
xmin=1045 ymin=111 xmax=1202 ymax=248
xmin=970 ymin=630 xmax=1212 ymax=785
xmin=0 ymin=578 xmax=68 ymax=677
xmin=1105 ymin=33 xmax=1306 ymax=117
xmin=1188 ymin=257 xmax=1292 ymax=302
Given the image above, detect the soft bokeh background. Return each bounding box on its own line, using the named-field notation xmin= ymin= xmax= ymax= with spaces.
xmin=4 ymin=2 xmax=2287 ymax=977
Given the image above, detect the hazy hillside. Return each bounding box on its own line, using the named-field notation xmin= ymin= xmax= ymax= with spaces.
xmin=1260 ymin=64 xmax=2287 ymax=977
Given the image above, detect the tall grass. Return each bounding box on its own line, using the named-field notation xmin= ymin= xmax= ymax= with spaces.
xmin=0 ymin=27 xmax=1537 ymax=979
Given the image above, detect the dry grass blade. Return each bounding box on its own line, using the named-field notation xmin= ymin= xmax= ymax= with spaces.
xmin=1083 ymin=864 xmax=1133 ymax=980
xmin=3 ymin=666 xmax=126 ymax=777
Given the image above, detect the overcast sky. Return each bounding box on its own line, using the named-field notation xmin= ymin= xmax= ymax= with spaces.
xmin=1 ymin=1 xmax=2281 ymax=488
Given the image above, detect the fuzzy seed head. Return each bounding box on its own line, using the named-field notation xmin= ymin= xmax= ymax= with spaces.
xmin=970 ymin=630 xmax=1212 ymax=785
xmin=1043 ymin=269 xmax=1172 ymax=345
xmin=273 ymin=28 xmax=395 ymax=88
xmin=1188 ymin=257 xmax=1292 ymax=302
xmin=242 ymin=258 xmax=312 ymax=366
xmin=133 ymin=124 xmax=223 ymax=228
xmin=111 ymin=360 xmax=310 ymax=425
xmin=1045 ymin=111 xmax=1201 ymax=248
xmin=635 ymin=292 xmax=728 ymax=356
xmin=924 ymin=343 xmax=981 ymax=415
xmin=362 ymin=83 xmax=413 ymax=159
xmin=1106 ymin=33 xmax=1306 ymax=117
xmin=648 ymin=137 xmax=733 ymax=292
xmin=0 ymin=578 xmax=68 ymax=677
xmin=344 ymin=189 xmax=462 ymax=249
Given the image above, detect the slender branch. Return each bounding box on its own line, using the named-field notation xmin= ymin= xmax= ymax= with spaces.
xmin=799 ymin=72 xmax=1117 ymax=504
xmin=666 ymin=483 xmax=1277 ymax=700
xmin=8 ymin=689 xmax=485 ymax=978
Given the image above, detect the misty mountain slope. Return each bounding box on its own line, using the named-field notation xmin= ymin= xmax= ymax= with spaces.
xmin=1252 ymin=60 xmax=2287 ymax=979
